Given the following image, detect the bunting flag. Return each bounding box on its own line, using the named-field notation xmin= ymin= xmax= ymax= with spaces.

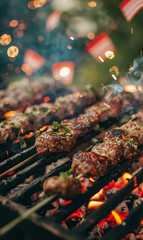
xmin=52 ymin=62 xmax=74 ymax=85
xmin=86 ymin=33 xmax=115 ymax=63
xmin=120 ymin=0 xmax=143 ymax=22
xmin=46 ymin=11 xmax=61 ymax=31
xmin=23 ymin=49 xmax=45 ymax=72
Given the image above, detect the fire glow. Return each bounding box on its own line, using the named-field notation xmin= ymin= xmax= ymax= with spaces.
xmin=3 ymin=110 xmax=17 ymax=118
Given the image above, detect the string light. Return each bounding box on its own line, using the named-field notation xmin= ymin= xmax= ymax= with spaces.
xmin=7 ymin=46 xmax=19 ymax=58
xmin=0 ymin=34 xmax=11 ymax=46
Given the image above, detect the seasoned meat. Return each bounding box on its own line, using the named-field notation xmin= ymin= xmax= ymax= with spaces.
xmin=35 ymin=128 xmax=76 ymax=152
xmin=43 ymin=176 xmax=82 ymax=200
xmin=72 ymin=151 xmax=108 ymax=178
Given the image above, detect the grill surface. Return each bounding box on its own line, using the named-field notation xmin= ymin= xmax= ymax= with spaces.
xmin=0 ymin=88 xmax=143 ymax=240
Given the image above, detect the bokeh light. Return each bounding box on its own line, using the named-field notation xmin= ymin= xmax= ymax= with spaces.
xmin=9 ymin=19 xmax=18 ymax=27
xmin=7 ymin=46 xmax=19 ymax=57
xmin=0 ymin=34 xmax=11 ymax=46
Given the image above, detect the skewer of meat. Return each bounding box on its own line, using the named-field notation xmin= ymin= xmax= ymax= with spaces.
xmin=43 ymin=110 xmax=143 ymax=200
xmin=0 ymin=88 xmax=98 ymax=144
xmin=35 ymin=90 xmax=143 ymax=153
xmin=0 ymin=77 xmax=59 ymax=116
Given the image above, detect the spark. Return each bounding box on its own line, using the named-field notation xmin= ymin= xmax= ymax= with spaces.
xmin=131 ymin=27 xmax=133 ymax=35
xmin=98 ymin=56 xmax=104 ymax=62
xmin=70 ymin=36 xmax=74 ymax=40
xmin=105 ymin=50 xmax=115 ymax=59
xmin=112 ymin=74 xmax=117 ymax=80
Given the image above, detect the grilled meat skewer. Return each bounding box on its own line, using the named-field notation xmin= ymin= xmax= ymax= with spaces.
xmin=36 ymin=90 xmax=143 ymax=153
xmin=0 ymin=88 xmax=97 ymax=144
xmin=43 ymin=110 xmax=143 ymax=200
xmin=0 ymin=78 xmax=59 ymax=116
xmin=72 ymin=110 xmax=143 ymax=178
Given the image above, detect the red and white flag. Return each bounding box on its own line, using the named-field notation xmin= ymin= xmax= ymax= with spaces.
xmin=46 ymin=11 xmax=61 ymax=31
xmin=120 ymin=0 xmax=143 ymax=22
xmin=23 ymin=49 xmax=45 ymax=72
xmin=86 ymin=33 xmax=115 ymax=63
xmin=52 ymin=62 xmax=74 ymax=85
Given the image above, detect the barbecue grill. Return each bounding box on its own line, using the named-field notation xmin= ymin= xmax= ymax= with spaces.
xmin=0 ymin=81 xmax=143 ymax=240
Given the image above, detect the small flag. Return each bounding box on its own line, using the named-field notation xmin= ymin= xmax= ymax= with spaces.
xmin=23 ymin=49 xmax=45 ymax=72
xmin=86 ymin=33 xmax=115 ymax=63
xmin=46 ymin=11 xmax=61 ymax=31
xmin=120 ymin=0 xmax=143 ymax=22
xmin=52 ymin=62 xmax=74 ymax=85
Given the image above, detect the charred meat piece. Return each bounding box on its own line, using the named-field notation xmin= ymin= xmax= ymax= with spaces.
xmin=35 ymin=123 xmax=76 ymax=152
xmin=43 ymin=176 xmax=82 ymax=200
xmin=72 ymin=151 xmax=108 ymax=178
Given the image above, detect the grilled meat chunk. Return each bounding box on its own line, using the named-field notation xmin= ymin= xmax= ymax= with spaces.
xmin=35 ymin=127 xmax=76 ymax=152
xmin=43 ymin=176 xmax=82 ymax=200
xmin=72 ymin=151 xmax=108 ymax=178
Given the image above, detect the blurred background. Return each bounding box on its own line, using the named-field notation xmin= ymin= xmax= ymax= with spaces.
xmin=0 ymin=0 xmax=142 ymax=89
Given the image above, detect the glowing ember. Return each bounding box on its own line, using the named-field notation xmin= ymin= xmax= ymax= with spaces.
xmin=43 ymin=96 xmax=50 ymax=102
xmin=3 ymin=111 xmax=17 ymax=118
xmin=122 ymin=172 xmax=132 ymax=184
xmin=67 ymin=45 xmax=72 ymax=50
xmin=0 ymin=34 xmax=11 ymax=46
xmin=129 ymin=65 xmax=133 ymax=71
xmin=89 ymin=178 xmax=95 ymax=182
xmin=6 ymin=151 xmax=9 ymax=156
xmin=34 ymin=0 xmax=47 ymax=8
xmin=7 ymin=46 xmax=19 ymax=58
xmin=90 ymin=188 xmax=104 ymax=201
xmin=111 ymin=210 xmax=122 ymax=225
xmin=105 ymin=50 xmax=115 ymax=59
xmin=88 ymin=1 xmax=97 ymax=7
xmin=88 ymin=201 xmax=105 ymax=210
xmin=124 ymin=85 xmax=137 ymax=93
xmin=9 ymin=19 xmax=18 ymax=27
xmin=133 ymin=176 xmax=137 ymax=187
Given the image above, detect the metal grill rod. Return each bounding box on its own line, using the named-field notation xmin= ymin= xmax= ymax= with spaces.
xmin=74 ymin=167 xmax=143 ymax=236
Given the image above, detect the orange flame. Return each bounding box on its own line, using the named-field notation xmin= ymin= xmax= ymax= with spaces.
xmin=87 ymin=201 xmax=105 ymax=210
xmin=122 ymin=172 xmax=132 ymax=184
xmin=111 ymin=210 xmax=122 ymax=225
xmin=90 ymin=189 xmax=104 ymax=201
xmin=3 ymin=111 xmax=17 ymax=118
xmin=21 ymin=128 xmax=24 ymax=134
xmin=39 ymin=126 xmax=48 ymax=132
